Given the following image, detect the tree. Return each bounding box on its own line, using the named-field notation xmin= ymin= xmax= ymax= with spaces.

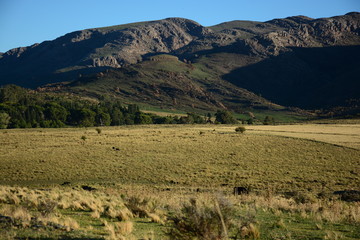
xmin=78 ymin=108 xmax=96 ymax=127
xmin=206 ymin=113 xmax=212 ymax=123
xmin=134 ymin=112 xmax=153 ymax=124
xmin=44 ymin=102 xmax=68 ymax=123
xmin=215 ymin=110 xmax=237 ymax=124
xmin=263 ymin=116 xmax=275 ymax=125
xmin=0 ymin=85 xmax=28 ymax=104
xmin=110 ymin=108 xmax=125 ymax=125
xmin=127 ymin=104 xmax=140 ymax=114
xmin=187 ymin=113 xmax=206 ymax=124
xmin=95 ymin=111 xmax=111 ymax=126
xmin=0 ymin=112 xmax=10 ymax=129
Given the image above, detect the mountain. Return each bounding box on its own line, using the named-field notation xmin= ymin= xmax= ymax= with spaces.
xmin=0 ymin=12 xmax=359 ymax=113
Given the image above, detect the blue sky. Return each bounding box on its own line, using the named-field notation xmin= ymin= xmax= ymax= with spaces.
xmin=0 ymin=0 xmax=359 ymax=52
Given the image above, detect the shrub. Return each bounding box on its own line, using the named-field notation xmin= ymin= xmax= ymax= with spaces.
xmin=235 ymin=126 xmax=246 ymax=133
xmin=96 ymin=128 xmax=102 ymax=134
xmin=167 ymin=197 xmax=235 ymax=240
xmin=125 ymin=196 xmax=150 ymax=218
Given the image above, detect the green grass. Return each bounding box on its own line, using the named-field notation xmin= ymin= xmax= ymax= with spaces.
xmin=234 ymin=110 xmax=310 ymax=123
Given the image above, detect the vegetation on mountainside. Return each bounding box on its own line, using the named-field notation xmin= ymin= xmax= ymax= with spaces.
xmin=0 ymin=85 xmax=241 ymax=129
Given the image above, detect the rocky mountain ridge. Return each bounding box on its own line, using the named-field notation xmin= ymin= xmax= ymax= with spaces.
xmin=0 ymin=12 xmax=359 ymax=112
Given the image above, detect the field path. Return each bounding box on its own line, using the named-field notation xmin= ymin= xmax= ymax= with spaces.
xmin=245 ymin=124 xmax=360 ymax=149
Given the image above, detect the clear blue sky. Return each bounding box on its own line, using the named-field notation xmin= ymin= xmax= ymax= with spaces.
xmin=0 ymin=0 xmax=359 ymax=52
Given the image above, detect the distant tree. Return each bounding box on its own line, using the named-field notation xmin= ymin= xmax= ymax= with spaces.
xmin=263 ymin=116 xmax=275 ymax=125
xmin=247 ymin=118 xmax=254 ymax=125
xmin=26 ymin=105 xmax=45 ymax=126
xmin=44 ymin=102 xmax=68 ymax=123
xmin=110 ymin=108 xmax=125 ymax=125
xmin=152 ymin=116 xmax=173 ymax=124
xmin=127 ymin=104 xmax=140 ymax=114
xmin=0 ymin=85 xmax=28 ymax=104
xmin=215 ymin=110 xmax=237 ymax=124
xmin=179 ymin=115 xmax=194 ymax=124
xmin=206 ymin=113 xmax=212 ymax=123
xmin=78 ymin=108 xmax=96 ymax=127
xmin=188 ymin=113 xmax=206 ymax=124
xmin=0 ymin=112 xmax=10 ymax=129
xmin=134 ymin=112 xmax=153 ymax=124
xmin=124 ymin=113 xmax=135 ymax=125
xmin=95 ymin=111 xmax=111 ymax=126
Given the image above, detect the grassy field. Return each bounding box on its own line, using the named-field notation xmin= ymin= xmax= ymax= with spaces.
xmin=0 ymin=123 xmax=359 ymax=239
xmin=247 ymin=123 xmax=360 ymax=150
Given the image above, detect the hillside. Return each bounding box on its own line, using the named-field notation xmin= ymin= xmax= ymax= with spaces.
xmin=46 ymin=54 xmax=283 ymax=113
xmin=0 ymin=13 xmax=359 ymax=113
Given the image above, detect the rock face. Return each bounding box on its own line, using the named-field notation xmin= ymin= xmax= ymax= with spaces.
xmin=0 ymin=13 xmax=359 ymax=110
xmin=0 ymin=18 xmax=212 ymax=85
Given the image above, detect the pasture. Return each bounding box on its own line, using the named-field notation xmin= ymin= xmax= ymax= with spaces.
xmin=0 ymin=123 xmax=359 ymax=239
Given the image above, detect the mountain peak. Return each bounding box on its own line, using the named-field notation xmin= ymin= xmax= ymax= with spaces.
xmin=163 ymin=17 xmax=202 ymax=25
xmin=345 ymin=12 xmax=360 ymax=16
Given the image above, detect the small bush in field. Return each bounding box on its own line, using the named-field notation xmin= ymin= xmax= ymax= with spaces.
xmin=235 ymin=126 xmax=246 ymax=133
xmin=167 ymin=197 xmax=236 ymax=240
xmin=96 ymin=128 xmax=102 ymax=134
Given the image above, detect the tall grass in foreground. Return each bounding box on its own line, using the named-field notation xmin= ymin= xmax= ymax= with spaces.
xmin=0 ymin=185 xmax=359 ymax=239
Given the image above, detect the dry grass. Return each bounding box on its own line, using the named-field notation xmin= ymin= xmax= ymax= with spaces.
xmin=246 ymin=123 xmax=360 ymax=149
xmin=0 ymin=124 xmax=359 ymax=196
xmin=0 ymin=123 xmax=359 ymax=239
xmin=0 ymin=185 xmax=359 ymax=239
xmin=0 ymin=205 xmax=32 ymax=227
xmin=103 ymin=220 xmax=134 ymax=240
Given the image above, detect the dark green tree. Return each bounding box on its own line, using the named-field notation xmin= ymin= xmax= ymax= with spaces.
xmin=134 ymin=112 xmax=153 ymax=124
xmin=77 ymin=108 xmax=96 ymax=127
xmin=263 ymin=116 xmax=275 ymax=125
xmin=0 ymin=85 xmax=28 ymax=104
xmin=95 ymin=111 xmax=111 ymax=126
xmin=127 ymin=104 xmax=140 ymax=114
xmin=215 ymin=110 xmax=237 ymax=124
xmin=0 ymin=112 xmax=10 ymax=129
xmin=110 ymin=108 xmax=125 ymax=125
xmin=44 ymin=102 xmax=68 ymax=122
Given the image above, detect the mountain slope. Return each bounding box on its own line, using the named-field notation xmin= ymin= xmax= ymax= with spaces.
xmin=223 ymin=45 xmax=360 ymax=109
xmin=0 ymin=13 xmax=359 ymax=112
xmin=44 ymin=54 xmax=282 ymax=113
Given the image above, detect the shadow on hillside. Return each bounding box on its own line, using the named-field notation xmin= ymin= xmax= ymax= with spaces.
xmin=222 ymin=45 xmax=360 ymax=109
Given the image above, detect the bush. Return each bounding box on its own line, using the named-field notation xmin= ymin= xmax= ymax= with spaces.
xmin=235 ymin=126 xmax=246 ymax=133
xmin=167 ymin=197 xmax=235 ymax=240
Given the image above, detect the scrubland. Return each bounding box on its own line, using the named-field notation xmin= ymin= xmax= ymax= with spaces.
xmin=0 ymin=123 xmax=359 ymax=239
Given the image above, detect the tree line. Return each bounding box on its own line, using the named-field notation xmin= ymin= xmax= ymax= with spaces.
xmin=0 ymin=85 xmax=238 ymax=129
